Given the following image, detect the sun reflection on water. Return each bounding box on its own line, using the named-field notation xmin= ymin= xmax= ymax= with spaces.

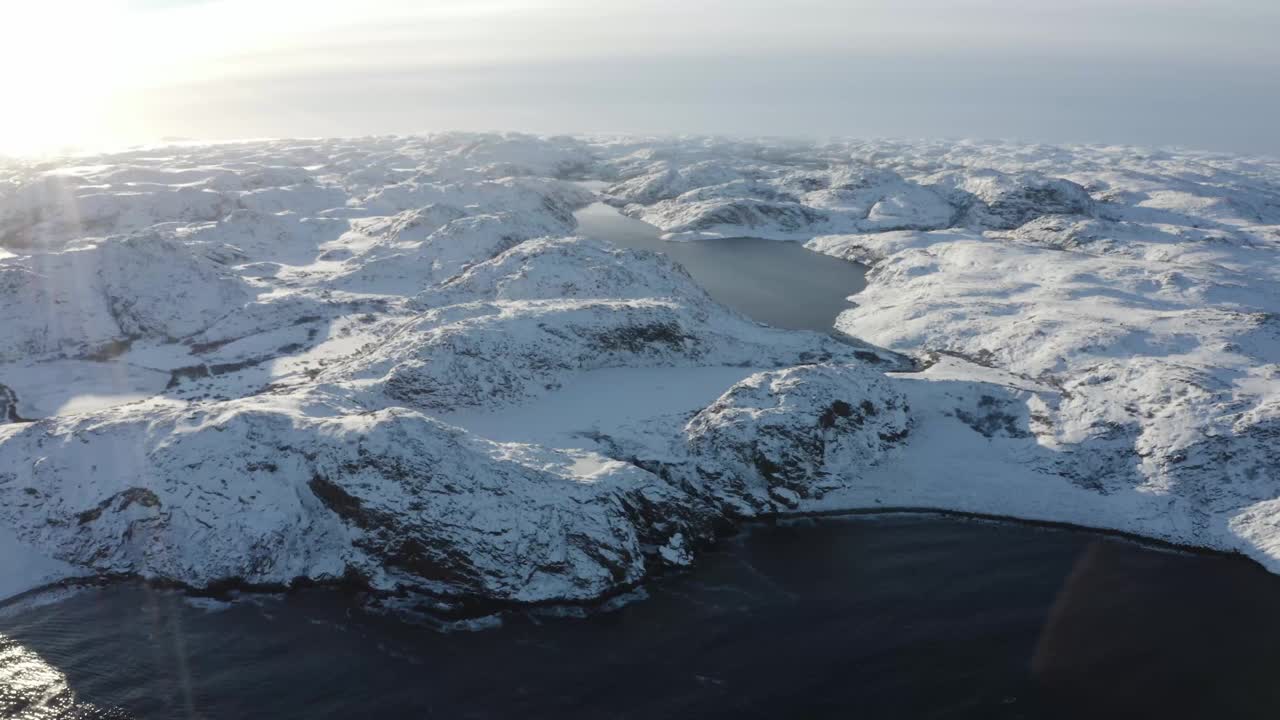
xmin=0 ymin=632 xmax=125 ymax=719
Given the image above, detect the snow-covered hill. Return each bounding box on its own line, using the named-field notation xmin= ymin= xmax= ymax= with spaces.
xmin=2 ymin=133 xmax=1279 ymax=611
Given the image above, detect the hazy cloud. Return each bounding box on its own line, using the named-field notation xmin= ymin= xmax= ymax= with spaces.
xmin=7 ymin=0 xmax=1280 ymax=153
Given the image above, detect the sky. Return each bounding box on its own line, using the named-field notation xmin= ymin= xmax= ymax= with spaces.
xmin=3 ymin=0 xmax=1279 ymax=156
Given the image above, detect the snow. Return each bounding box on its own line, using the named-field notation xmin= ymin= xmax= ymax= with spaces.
xmin=439 ymin=365 xmax=763 ymax=446
xmin=0 ymin=524 xmax=83 ymax=603
xmin=0 ymin=360 xmax=170 ymax=418
xmin=2 ymin=132 xmax=1280 ymax=608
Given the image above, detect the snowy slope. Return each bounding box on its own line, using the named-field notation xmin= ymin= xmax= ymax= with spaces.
xmin=2 ymin=132 xmax=1280 ymax=609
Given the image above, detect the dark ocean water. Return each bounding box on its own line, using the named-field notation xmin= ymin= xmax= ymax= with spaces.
xmin=573 ymin=203 xmax=868 ymax=334
xmin=5 ymin=514 xmax=1280 ymax=720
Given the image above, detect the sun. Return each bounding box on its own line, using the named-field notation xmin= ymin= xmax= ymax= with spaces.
xmin=0 ymin=2 xmax=133 ymax=155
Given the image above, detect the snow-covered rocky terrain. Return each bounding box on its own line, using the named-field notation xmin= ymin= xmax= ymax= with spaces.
xmin=2 ymin=133 xmax=1279 ymax=612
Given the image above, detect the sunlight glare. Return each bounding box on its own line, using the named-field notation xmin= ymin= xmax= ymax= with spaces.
xmin=0 ymin=2 xmax=138 ymax=154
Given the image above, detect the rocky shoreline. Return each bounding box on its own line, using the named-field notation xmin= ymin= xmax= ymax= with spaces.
xmin=2 ymin=132 xmax=1279 ymax=609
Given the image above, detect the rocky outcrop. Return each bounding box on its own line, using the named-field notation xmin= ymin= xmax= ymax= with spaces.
xmin=950 ymin=171 xmax=1095 ymax=230
xmin=0 ymin=233 xmax=252 ymax=362
xmin=687 ymin=364 xmax=911 ymax=514
xmin=323 ymin=237 xmax=874 ymax=412
xmin=0 ymin=393 xmax=720 ymax=605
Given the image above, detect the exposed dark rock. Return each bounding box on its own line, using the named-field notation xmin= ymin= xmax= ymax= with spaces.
xmin=688 ymin=364 xmax=911 ymax=513
xmin=954 ymin=395 xmax=1032 ymax=439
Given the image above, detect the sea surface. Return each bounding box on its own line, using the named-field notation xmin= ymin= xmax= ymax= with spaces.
xmin=4 ymin=514 xmax=1280 ymax=719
